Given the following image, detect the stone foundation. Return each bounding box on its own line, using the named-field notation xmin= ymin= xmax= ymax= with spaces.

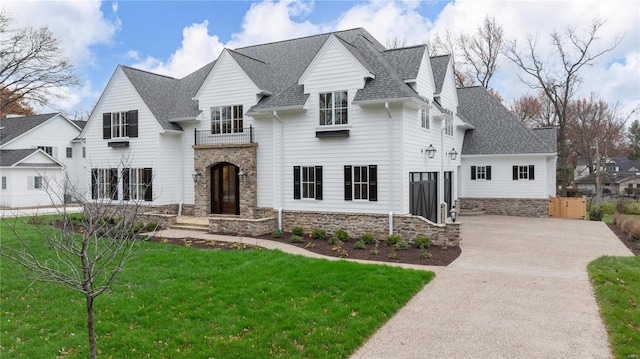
xmin=459 ymin=197 xmax=548 ymax=217
xmin=266 ymin=209 xmax=461 ymax=247
xmin=209 ymin=216 xmax=276 ymax=237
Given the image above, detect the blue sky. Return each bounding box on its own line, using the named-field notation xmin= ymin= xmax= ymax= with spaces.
xmin=4 ymin=0 xmax=639 ymax=119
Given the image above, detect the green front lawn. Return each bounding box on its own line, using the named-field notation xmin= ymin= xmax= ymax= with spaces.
xmin=588 ymin=256 xmax=640 ymax=358
xmin=1 ymin=218 xmax=433 ymax=358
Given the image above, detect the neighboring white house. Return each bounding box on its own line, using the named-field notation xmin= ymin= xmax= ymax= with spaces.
xmin=80 ymin=28 xmax=556 ymax=239
xmin=0 ymin=113 xmax=86 ymax=208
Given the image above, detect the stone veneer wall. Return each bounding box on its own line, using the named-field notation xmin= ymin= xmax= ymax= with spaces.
xmin=193 ymin=143 xmax=258 ymax=218
xmin=266 ymin=209 xmax=461 ymax=247
xmin=459 ymin=197 xmax=548 ymax=217
xmin=209 ymin=216 xmax=276 ymax=237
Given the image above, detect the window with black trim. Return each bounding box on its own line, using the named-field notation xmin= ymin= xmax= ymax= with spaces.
xmin=512 ymin=165 xmax=535 ymax=180
xmin=344 ymin=165 xmax=377 ymax=201
xmin=1 ymin=176 xmax=5 ymax=190
xmin=91 ymin=168 xmax=118 ymax=200
xmin=293 ymin=166 xmax=322 ymax=200
xmin=470 ymin=166 xmax=491 ymax=180
xmin=38 ymin=146 xmax=53 ymax=156
xmin=211 ymin=105 xmax=243 ymax=134
xmin=66 ymin=147 xmax=73 ymax=158
xmin=319 ymin=91 xmax=348 ymax=126
xmin=123 ymin=168 xmax=153 ymax=201
xmin=102 ymin=110 xmax=138 ymax=139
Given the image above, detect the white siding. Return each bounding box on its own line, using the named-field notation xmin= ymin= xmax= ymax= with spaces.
xmin=84 ymin=67 xmax=168 ymax=204
xmin=0 ymin=167 xmax=65 ymax=208
xmin=415 ymin=51 xmax=436 ymax=101
xmin=157 ymin=133 xmax=182 ymax=204
xmin=300 ymin=39 xmax=367 ymax=93
xmin=460 ymin=155 xmax=552 ymax=199
xmin=437 ymin=63 xmax=459 ymax=111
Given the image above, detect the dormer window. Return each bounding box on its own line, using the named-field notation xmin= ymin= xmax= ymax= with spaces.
xmin=319 ymin=91 xmax=348 ymax=126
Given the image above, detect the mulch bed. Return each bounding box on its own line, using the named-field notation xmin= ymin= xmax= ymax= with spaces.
xmin=607 ymin=224 xmax=640 ymax=255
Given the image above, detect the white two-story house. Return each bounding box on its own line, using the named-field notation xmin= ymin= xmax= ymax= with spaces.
xmin=0 ymin=113 xmax=87 ymax=208
xmin=80 ymin=28 xmax=556 ymax=241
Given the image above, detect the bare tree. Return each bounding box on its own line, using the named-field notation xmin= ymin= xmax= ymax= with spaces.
xmin=0 ymin=11 xmax=79 ymax=117
xmin=1 ymin=167 xmax=159 ymax=359
xmin=511 ymin=91 xmax=559 ymax=128
xmin=386 ymin=35 xmax=407 ymax=49
xmin=427 ymin=30 xmax=475 ymax=87
xmin=457 ymin=15 xmax=504 ymax=89
xmin=504 ymin=18 xmax=621 ymax=196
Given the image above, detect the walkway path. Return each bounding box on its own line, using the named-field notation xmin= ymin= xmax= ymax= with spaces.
xmin=350 ymin=215 xmax=633 ymax=358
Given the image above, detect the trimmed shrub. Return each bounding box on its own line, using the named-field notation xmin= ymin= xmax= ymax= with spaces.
xmin=419 ymin=250 xmax=432 ymax=259
xmin=272 ymin=230 xmax=283 ymax=238
xmin=311 ymin=228 xmax=327 ymax=240
xmin=395 ymin=240 xmax=409 ymax=250
xmin=328 ymin=236 xmax=341 ymax=245
xmin=385 ymin=234 xmax=402 ymax=247
xmin=290 ymin=235 xmax=305 ymax=243
xmin=334 ymin=229 xmax=350 ymax=242
xmin=414 ymin=236 xmax=431 ymax=249
xmin=360 ymin=233 xmax=375 ymax=244
xmin=145 ymin=222 xmax=158 ymax=232
xmin=589 ymin=207 xmax=604 ymax=221
xmin=353 ymin=240 xmax=366 ymax=250
xmin=292 ymin=226 xmax=305 ymax=236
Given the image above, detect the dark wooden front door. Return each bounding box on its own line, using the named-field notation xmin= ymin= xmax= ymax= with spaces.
xmin=211 ymin=163 xmax=239 ymax=215
xmin=409 ymin=172 xmax=438 ymax=222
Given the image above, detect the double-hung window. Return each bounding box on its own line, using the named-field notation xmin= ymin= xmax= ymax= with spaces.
xmin=66 ymin=147 xmax=73 ymax=158
xmin=211 ymin=105 xmax=243 ymax=134
xmin=27 ymin=176 xmax=45 ymax=190
xmin=1 ymin=176 xmax=6 ymax=190
xmin=512 ymin=165 xmax=535 ymax=180
xmin=344 ymin=165 xmax=377 ymax=201
xmin=91 ymin=168 xmax=118 ymax=200
xmin=38 ymin=146 xmax=53 ymax=156
xmin=319 ymin=91 xmax=348 ymax=126
xmin=123 ymin=168 xmax=153 ymax=201
xmin=102 ymin=110 xmax=138 ymax=139
xmin=421 ymin=107 xmax=429 ymax=129
xmin=293 ymin=166 xmax=322 ymax=200
xmin=444 ymin=118 xmax=453 ymax=136
xmin=470 ymin=166 xmax=491 ymax=180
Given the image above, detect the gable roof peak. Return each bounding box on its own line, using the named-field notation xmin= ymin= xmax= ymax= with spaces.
xmin=119 ymin=65 xmax=177 ymax=80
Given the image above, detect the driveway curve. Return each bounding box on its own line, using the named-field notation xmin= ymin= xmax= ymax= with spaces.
xmin=351 ymin=215 xmax=633 ymax=359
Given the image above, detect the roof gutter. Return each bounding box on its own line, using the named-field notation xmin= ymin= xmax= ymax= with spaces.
xmin=353 ymin=97 xmax=428 ymax=107
xmin=247 ymin=105 xmax=305 ymax=116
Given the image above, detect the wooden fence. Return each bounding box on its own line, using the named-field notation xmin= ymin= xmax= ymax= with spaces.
xmin=549 ymin=197 xmax=587 ymax=219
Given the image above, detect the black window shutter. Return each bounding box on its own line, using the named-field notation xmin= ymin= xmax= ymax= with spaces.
xmin=128 ymin=110 xmax=138 ymax=138
xmin=102 ymin=113 xmax=111 ymax=139
xmin=471 ymin=166 xmax=476 ymax=180
xmin=529 ymin=165 xmax=535 ymax=180
xmin=109 ymin=168 xmax=118 ymax=200
xmin=293 ymin=166 xmax=301 ymax=200
xmin=122 ymin=168 xmax=130 ymax=201
xmin=91 ymin=169 xmax=98 ymax=199
xmin=486 ymin=166 xmax=492 ymax=180
xmin=144 ymin=168 xmax=153 ymax=201
xmin=344 ymin=165 xmax=352 ymax=201
xmin=315 ymin=166 xmax=323 ymax=200
xmin=513 ymin=166 xmax=518 ymax=180
xmin=369 ymin=165 xmax=377 ymax=201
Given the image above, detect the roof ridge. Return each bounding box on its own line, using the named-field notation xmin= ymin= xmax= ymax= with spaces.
xmin=120 ymin=65 xmax=178 ymax=80
xmin=233 ymin=27 xmax=365 ymax=51
xmin=383 ymin=44 xmax=426 ymax=52
xmin=228 ymin=49 xmax=267 ymax=64
xmin=430 ymin=54 xmax=451 ymax=59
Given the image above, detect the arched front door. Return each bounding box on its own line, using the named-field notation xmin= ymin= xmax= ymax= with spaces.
xmin=210 ymin=163 xmax=239 ymax=215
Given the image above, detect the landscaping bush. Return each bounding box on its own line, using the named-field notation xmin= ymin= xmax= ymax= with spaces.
xmin=414 ymin=236 xmax=431 ymax=249
xmin=589 ymin=207 xmax=604 ymax=221
xmin=292 ymin=226 xmax=305 ymax=236
xmin=600 ymin=201 xmax=615 ymax=215
xmin=615 ymin=214 xmax=640 ymax=241
xmin=353 ymin=240 xmax=366 ymax=250
xmin=334 ymin=229 xmax=350 ymax=242
xmin=360 ymin=233 xmax=375 ymax=244
xmin=419 ymin=250 xmax=432 ymax=259
xmin=145 ymin=222 xmax=158 ymax=232
xmin=385 ymin=234 xmax=402 ymax=246
xmin=395 ymin=240 xmax=409 ymax=250
xmin=328 ymin=236 xmax=341 ymax=245
xmin=311 ymin=228 xmax=326 ymax=240
xmin=272 ymin=230 xmax=283 ymax=238
xmin=290 ymin=235 xmax=305 ymax=243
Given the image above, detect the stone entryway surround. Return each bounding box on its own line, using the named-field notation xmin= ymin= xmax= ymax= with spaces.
xmin=193 ymin=143 xmax=258 ymax=218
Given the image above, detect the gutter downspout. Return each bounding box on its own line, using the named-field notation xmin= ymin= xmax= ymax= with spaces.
xmin=440 ymin=118 xmax=446 ymax=224
xmin=273 ymin=111 xmax=284 ymax=231
xmin=385 ymin=102 xmax=394 ymax=235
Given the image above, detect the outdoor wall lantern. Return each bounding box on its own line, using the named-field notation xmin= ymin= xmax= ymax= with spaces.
xmin=422 ymin=144 xmax=437 ymax=158
xmin=448 ymin=148 xmax=458 ymax=160
xmin=192 ymin=171 xmax=202 ymax=183
xmin=450 ymin=206 xmax=457 ymax=223
xmin=238 ymin=169 xmax=249 ymax=182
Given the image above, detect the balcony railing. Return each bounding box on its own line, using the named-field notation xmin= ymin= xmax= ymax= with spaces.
xmin=195 ymin=125 xmax=254 ymax=145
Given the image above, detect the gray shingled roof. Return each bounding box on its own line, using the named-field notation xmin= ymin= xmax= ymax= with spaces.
xmin=0 ymin=113 xmax=58 ymax=145
xmin=458 ymin=86 xmax=556 ymax=155
xmin=430 ymin=55 xmax=450 ymax=95
xmin=118 ymin=28 xmax=426 ymax=120
xmin=0 ymin=149 xmax=40 ymax=166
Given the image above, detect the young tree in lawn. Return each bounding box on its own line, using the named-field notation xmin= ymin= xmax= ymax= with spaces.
xmin=0 ymin=164 xmax=159 ymax=359
xmin=0 ymin=11 xmax=78 ymax=117
xmin=504 ymin=18 xmax=621 ymax=196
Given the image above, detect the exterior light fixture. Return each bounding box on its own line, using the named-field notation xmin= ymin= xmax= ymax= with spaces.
xmin=422 ymin=144 xmax=437 ymax=159
xmin=448 ymin=148 xmax=458 ymax=160
xmin=450 ymin=206 xmax=457 ymax=223
xmin=238 ymin=169 xmax=248 ymax=182
xmin=192 ymin=171 xmax=202 ymax=183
